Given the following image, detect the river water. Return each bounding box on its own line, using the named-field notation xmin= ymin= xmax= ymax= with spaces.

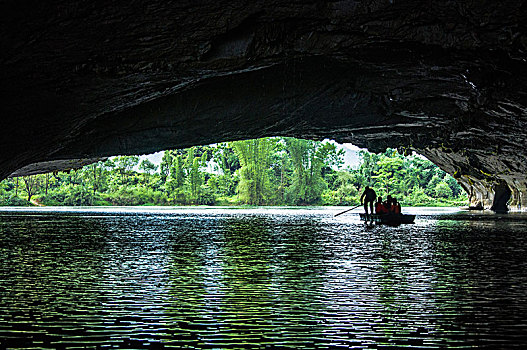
xmin=1 ymin=207 xmax=527 ymax=349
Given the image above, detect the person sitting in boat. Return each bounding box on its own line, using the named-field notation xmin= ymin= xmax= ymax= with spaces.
xmin=391 ymin=198 xmax=402 ymax=214
xmin=384 ymin=195 xmax=393 ymax=210
xmin=375 ymin=196 xmax=388 ymax=214
xmin=360 ymin=186 xmax=377 ymax=216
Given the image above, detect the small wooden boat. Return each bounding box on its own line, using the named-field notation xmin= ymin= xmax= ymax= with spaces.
xmin=359 ymin=213 xmax=415 ymax=225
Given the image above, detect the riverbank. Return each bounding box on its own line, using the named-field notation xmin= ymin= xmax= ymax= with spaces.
xmin=1 ymin=195 xmax=467 ymax=208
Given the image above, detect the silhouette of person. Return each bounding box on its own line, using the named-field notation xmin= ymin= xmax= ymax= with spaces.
xmin=392 ymin=198 xmax=401 ymax=214
xmin=375 ymin=196 xmax=388 ymax=214
xmin=360 ymin=186 xmax=377 ymax=215
xmin=384 ymin=195 xmax=393 ymax=209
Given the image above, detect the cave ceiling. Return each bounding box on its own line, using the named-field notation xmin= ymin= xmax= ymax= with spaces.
xmin=1 ymin=0 xmax=526 ymax=209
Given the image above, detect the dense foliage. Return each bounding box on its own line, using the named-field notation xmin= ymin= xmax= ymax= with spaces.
xmin=1 ymin=138 xmax=467 ymax=207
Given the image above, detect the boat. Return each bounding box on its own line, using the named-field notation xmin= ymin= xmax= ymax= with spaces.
xmin=359 ymin=213 xmax=415 ymax=225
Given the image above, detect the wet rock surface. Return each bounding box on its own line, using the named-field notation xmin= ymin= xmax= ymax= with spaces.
xmin=1 ymin=1 xmax=526 ymax=210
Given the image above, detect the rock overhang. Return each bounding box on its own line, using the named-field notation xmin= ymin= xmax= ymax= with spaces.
xmin=1 ymin=0 xmax=526 ymax=211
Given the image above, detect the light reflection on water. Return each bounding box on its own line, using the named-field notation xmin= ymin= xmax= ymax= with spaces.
xmin=1 ymin=207 xmax=527 ymax=349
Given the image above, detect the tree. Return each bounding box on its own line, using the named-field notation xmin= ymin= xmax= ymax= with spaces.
xmin=232 ymin=138 xmax=274 ymax=205
xmin=358 ymin=150 xmax=380 ymax=187
xmin=114 ymin=156 xmax=139 ymax=184
xmin=139 ymin=159 xmax=157 ymax=184
xmin=188 ymin=157 xmax=203 ymax=202
xmin=372 ymin=154 xmax=404 ymax=196
xmin=212 ymin=143 xmax=240 ymax=174
xmin=284 ymin=138 xmax=343 ymax=205
xmin=171 ymin=155 xmax=185 ymax=189
xmin=89 ymin=163 xmax=101 ymax=195
xmin=402 ymin=156 xmax=423 ymax=193
xmin=331 ymin=171 xmax=359 ymax=205
xmin=139 ymin=159 xmax=157 ymax=174
xmin=434 ymin=181 xmax=453 ymax=198
xmin=22 ymin=175 xmax=41 ymax=202
xmin=444 ymin=174 xmax=463 ymax=197
xmin=161 ymin=147 xmax=210 ymax=203
xmin=160 ymin=151 xmax=173 ymax=183
xmin=426 ymin=174 xmax=442 ymax=196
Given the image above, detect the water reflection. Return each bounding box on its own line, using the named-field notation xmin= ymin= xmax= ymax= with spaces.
xmin=426 ymin=218 xmax=527 ymax=348
xmin=1 ymin=208 xmax=527 ymax=348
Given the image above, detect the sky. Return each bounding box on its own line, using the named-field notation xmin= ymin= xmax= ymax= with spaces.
xmin=340 ymin=143 xmax=363 ymax=169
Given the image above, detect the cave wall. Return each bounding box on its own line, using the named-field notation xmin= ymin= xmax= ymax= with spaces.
xmin=1 ymin=0 xmax=526 ymax=211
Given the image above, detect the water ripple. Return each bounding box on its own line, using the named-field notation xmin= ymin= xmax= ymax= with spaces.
xmin=1 ymin=208 xmax=527 ymax=348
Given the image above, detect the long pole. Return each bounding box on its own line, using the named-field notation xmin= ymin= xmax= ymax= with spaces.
xmin=334 ymin=204 xmax=362 ymax=217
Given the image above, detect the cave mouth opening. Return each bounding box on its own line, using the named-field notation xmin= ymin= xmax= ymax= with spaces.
xmin=2 ymin=1 xmax=525 ymax=215
xmin=1 ymin=53 xmax=521 ymax=212
xmin=1 ymin=138 xmax=469 ymax=209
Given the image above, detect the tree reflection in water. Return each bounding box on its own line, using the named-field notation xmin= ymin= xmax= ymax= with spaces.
xmin=1 ymin=208 xmax=527 ymax=348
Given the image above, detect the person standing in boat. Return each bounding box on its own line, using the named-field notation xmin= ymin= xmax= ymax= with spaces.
xmin=360 ymin=186 xmax=377 ymax=217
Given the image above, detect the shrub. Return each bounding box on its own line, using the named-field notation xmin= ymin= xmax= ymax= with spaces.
xmin=171 ymin=188 xmax=188 ymax=205
xmin=64 ymin=186 xmax=93 ymax=206
xmin=197 ymin=185 xmax=216 ymax=205
xmin=105 ymin=186 xmax=169 ymax=206
xmin=37 ymin=194 xmax=62 ymax=206
xmin=402 ymin=187 xmax=433 ymax=206
xmin=1 ymin=195 xmax=30 ymax=206
xmin=434 ymin=182 xmax=453 ymax=199
xmin=321 ymin=189 xmax=358 ymax=206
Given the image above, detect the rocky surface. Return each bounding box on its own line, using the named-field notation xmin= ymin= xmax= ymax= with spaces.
xmin=1 ymin=1 xmax=526 ymax=211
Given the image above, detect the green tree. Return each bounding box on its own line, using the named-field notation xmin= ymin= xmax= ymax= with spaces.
xmin=372 ymin=155 xmax=404 ymax=196
xmin=22 ymin=175 xmax=41 ymax=202
xmin=357 ymin=150 xmax=380 ymax=187
xmin=171 ymin=155 xmax=185 ymax=189
xmin=285 ymin=138 xmax=343 ymax=205
xmin=213 ymin=143 xmax=240 ymax=174
xmin=232 ymin=138 xmax=274 ymax=205
xmin=426 ymin=174 xmax=442 ymax=196
xmin=139 ymin=159 xmax=157 ymax=173
xmin=434 ymin=181 xmax=453 ymax=198
xmin=188 ymin=157 xmax=203 ymax=202
xmin=114 ymin=156 xmax=139 ymax=184
xmin=160 ymin=151 xmax=173 ymax=183
xmin=444 ymin=174 xmax=463 ymax=197
xmin=80 ymin=162 xmax=102 ymax=196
